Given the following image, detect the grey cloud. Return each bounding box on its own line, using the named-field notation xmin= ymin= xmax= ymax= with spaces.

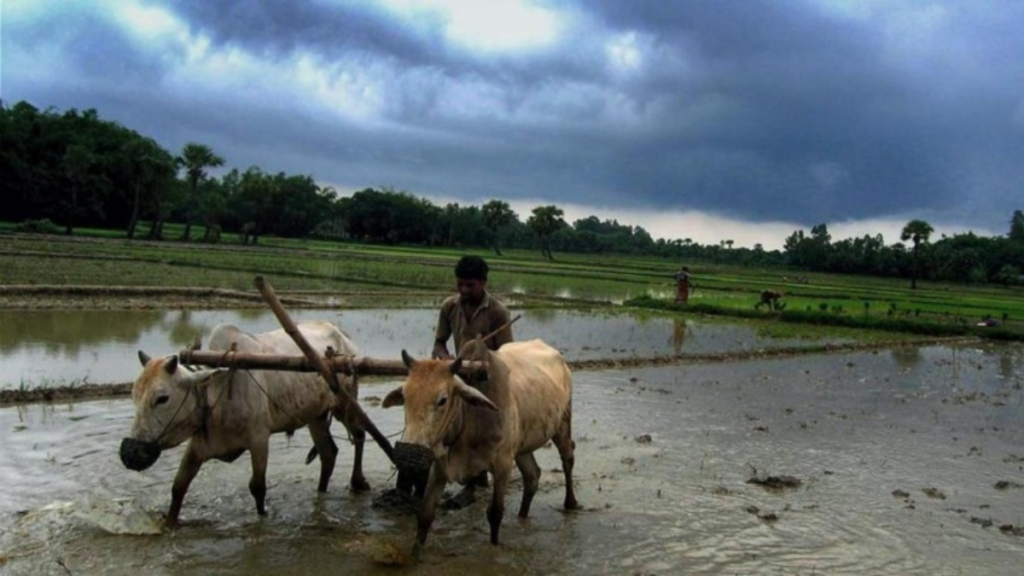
xmin=5 ymin=0 xmax=1022 ymax=234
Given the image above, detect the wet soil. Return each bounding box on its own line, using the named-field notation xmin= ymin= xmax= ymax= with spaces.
xmin=2 ymin=345 xmax=1022 ymax=575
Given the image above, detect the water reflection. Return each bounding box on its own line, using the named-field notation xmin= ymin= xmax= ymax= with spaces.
xmin=890 ymin=346 xmax=924 ymax=369
xmin=5 ymin=307 xmax=1023 ymax=390
xmin=670 ymin=317 xmax=689 ymax=355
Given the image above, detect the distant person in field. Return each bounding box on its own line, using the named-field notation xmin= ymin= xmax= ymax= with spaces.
xmin=756 ymin=289 xmax=785 ymax=310
xmin=674 ymin=266 xmax=692 ymax=303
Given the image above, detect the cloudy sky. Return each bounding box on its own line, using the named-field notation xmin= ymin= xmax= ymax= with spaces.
xmin=4 ymin=0 xmax=1022 ymax=249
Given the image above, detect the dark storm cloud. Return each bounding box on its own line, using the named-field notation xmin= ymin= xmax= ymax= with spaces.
xmin=162 ymin=0 xmax=440 ymax=66
xmin=5 ymin=0 xmax=1023 ymax=236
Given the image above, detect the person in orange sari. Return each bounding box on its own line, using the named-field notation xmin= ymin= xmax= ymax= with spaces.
xmin=674 ymin=266 xmax=691 ymax=303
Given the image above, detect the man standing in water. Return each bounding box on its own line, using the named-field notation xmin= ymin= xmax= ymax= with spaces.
xmin=430 ymin=255 xmax=513 ymax=508
xmin=675 ymin=266 xmax=692 ymax=303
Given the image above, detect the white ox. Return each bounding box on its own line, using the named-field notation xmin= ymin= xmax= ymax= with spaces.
xmin=383 ymin=338 xmax=579 ymax=550
xmin=121 ymin=320 xmax=368 ymax=525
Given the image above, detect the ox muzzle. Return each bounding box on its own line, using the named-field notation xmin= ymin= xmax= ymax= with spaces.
xmin=119 ymin=437 xmax=162 ymax=471
xmin=394 ymin=441 xmax=433 ymax=494
xmin=394 ymin=441 xmax=434 ymax=474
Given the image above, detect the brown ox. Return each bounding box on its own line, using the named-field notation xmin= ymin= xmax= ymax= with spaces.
xmin=120 ymin=321 xmax=367 ymax=525
xmin=382 ymin=338 xmax=579 ymax=551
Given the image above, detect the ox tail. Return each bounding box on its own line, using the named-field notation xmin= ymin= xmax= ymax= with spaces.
xmin=305 ymin=435 xmax=340 ymax=465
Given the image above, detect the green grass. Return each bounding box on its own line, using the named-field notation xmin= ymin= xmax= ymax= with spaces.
xmin=2 ymin=227 xmax=1022 ymax=340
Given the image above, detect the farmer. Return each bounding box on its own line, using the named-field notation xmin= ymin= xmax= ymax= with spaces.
xmin=674 ymin=266 xmax=692 ymax=303
xmin=430 ymin=255 xmax=513 ymax=507
xmin=432 ymin=255 xmax=514 ymax=360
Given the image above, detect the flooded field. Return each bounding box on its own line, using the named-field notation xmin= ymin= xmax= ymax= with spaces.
xmin=2 ymin=342 xmax=1023 ymax=575
xmin=0 ymin=308 xmax=871 ymax=389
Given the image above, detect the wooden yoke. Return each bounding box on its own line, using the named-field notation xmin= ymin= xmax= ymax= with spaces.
xmin=253 ymin=275 xmax=395 ymax=464
xmin=178 ymin=349 xmax=488 ymax=378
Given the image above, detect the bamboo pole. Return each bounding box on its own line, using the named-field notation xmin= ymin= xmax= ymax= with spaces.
xmin=253 ymin=275 xmax=396 ymax=463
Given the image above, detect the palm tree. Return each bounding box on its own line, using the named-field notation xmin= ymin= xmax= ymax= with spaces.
xmin=527 ymin=205 xmax=565 ymax=260
xmin=901 ymin=219 xmax=934 ymax=289
xmin=177 ymin=143 xmax=224 ymax=242
xmin=481 ymin=199 xmax=516 ymax=256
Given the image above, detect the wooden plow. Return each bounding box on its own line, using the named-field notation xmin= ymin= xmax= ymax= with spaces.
xmin=176 ymin=276 xmax=486 ymax=466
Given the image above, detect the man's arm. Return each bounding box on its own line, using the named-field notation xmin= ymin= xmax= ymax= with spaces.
xmin=433 ymin=302 xmax=453 ymax=359
xmin=491 ymin=306 xmax=514 ymax=349
xmin=432 ymin=339 xmax=452 ymax=359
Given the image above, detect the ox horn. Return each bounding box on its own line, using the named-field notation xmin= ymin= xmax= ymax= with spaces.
xmin=138 ymin=350 xmax=152 ymax=367
xmin=164 ymin=355 xmax=179 ymax=375
xmin=401 ymin=349 xmax=417 ymax=368
xmin=448 ymin=356 xmax=463 ymax=375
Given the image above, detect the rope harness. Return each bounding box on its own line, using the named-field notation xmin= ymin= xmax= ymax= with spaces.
xmin=150 ymin=352 xmax=231 ymax=445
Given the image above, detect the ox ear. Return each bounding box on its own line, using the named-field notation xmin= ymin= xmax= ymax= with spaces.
xmin=454 ymin=381 xmax=498 ymax=412
xmin=164 ymin=355 xmax=179 ymax=375
xmin=138 ymin=350 xmax=152 ymax=367
xmin=381 ymin=386 xmax=405 ymax=408
xmin=401 ymin=349 xmax=417 ymax=369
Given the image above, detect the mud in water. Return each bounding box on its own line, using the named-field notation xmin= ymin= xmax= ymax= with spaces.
xmin=1 ymin=343 xmax=1023 ymax=575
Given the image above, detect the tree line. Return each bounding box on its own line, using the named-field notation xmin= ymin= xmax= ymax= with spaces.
xmin=783 ymin=216 xmax=1024 ymax=286
xmin=1 ymin=100 xmax=1021 ymax=286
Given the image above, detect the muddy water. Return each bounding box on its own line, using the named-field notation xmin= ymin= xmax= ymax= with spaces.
xmin=2 ymin=343 xmax=1023 ymax=575
xmin=0 ymin=308 xmax=858 ymax=389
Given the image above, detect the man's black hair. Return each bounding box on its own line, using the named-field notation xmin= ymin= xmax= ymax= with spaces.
xmin=455 ymin=255 xmax=489 ymax=281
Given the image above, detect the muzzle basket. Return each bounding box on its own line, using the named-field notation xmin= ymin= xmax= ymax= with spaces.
xmin=120 ymin=438 xmax=162 ymax=471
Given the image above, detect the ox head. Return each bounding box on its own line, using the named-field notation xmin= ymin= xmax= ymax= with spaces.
xmin=382 ymin=350 xmax=497 ymax=463
xmin=120 ymin=351 xmax=227 ymax=471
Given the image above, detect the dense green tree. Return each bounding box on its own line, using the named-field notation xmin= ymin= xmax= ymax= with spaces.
xmin=234 ymin=167 xmax=277 ymax=245
xmin=121 ymin=136 xmax=176 ymax=239
xmin=996 ymin=264 xmax=1022 ymax=286
xmin=1010 ymin=210 xmax=1024 ymax=243
xmin=60 ymin=143 xmax=95 ymax=235
xmin=176 ymin=143 xmax=224 ymax=242
xmin=482 ymin=199 xmax=517 ymax=256
xmin=340 ymin=188 xmax=437 ymax=244
xmin=527 ymin=205 xmax=565 ymax=260
xmin=901 ymin=219 xmax=934 ymax=289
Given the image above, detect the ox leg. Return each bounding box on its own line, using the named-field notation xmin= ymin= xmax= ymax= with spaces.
xmin=553 ymin=413 xmax=579 ymax=511
xmin=514 ymin=452 xmax=541 ymax=519
xmin=308 ymin=416 xmax=338 ymax=493
xmin=487 ymin=465 xmax=511 ymax=545
xmin=415 ymin=464 xmax=447 ymax=553
xmin=249 ymin=441 xmax=269 ymax=516
xmin=167 ymin=445 xmax=203 ymax=526
xmin=338 ymin=387 xmax=370 ymax=493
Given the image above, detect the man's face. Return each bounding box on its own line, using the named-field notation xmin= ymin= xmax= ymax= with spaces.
xmin=456 ymin=277 xmax=485 ymax=305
